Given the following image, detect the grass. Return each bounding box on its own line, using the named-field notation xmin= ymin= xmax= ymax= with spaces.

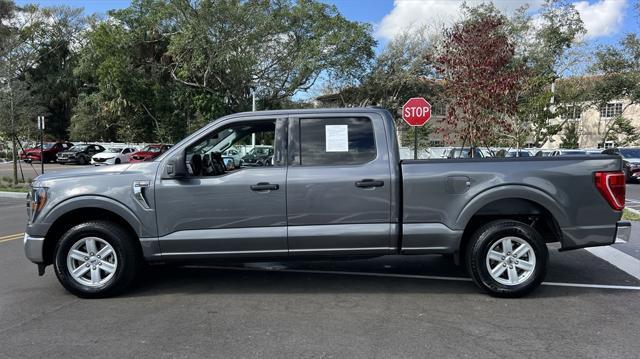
xmin=0 ymin=176 xmax=30 ymax=193
xmin=622 ymin=208 xmax=640 ymax=221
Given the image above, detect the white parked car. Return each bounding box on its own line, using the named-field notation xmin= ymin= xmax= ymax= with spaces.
xmin=91 ymin=147 xmax=138 ymax=165
xmin=222 ymin=147 xmax=244 ymax=166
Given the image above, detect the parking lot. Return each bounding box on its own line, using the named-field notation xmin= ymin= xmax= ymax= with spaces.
xmin=1 ymin=180 xmax=640 ymax=358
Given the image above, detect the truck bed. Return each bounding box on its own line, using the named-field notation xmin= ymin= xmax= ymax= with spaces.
xmin=399 ymin=155 xmax=623 ymax=253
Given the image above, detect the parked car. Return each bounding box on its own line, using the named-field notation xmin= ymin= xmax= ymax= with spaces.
xmin=504 ymin=150 xmax=533 ymax=158
xmin=24 ymin=108 xmax=630 ymax=298
xmin=56 ymin=144 xmax=105 ymax=165
xmin=549 ymin=149 xmax=587 ymax=156
xmin=534 ymin=149 xmax=554 ymax=157
xmin=241 ymin=145 xmax=274 ymax=166
xmin=447 ymin=147 xmax=485 ymax=158
xmin=428 ymin=147 xmax=452 ymax=159
xmin=91 ymin=146 xmax=138 ymax=165
xmin=20 ymin=142 xmax=74 ymax=163
xmin=583 ymin=148 xmax=604 ymax=155
xmin=222 ymin=147 xmax=243 ymax=166
xmin=129 ymin=144 xmax=172 ymax=162
xmin=602 ymin=147 xmax=640 ymax=182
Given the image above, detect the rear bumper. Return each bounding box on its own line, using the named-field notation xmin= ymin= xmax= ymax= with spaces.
xmin=615 ymin=221 xmax=632 ymax=243
xmin=560 ymin=221 xmax=630 ymax=250
xmin=24 ymin=233 xmax=45 ymax=263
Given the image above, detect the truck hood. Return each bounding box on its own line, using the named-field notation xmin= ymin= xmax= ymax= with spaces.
xmin=92 ymin=152 xmax=119 ymax=159
xmin=33 ymin=164 xmax=134 ymax=183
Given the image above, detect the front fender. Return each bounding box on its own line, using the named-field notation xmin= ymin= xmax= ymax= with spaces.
xmin=455 ymin=184 xmax=569 ymax=230
xmin=30 ymin=195 xmax=146 ymax=238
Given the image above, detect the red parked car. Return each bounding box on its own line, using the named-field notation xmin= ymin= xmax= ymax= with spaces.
xmin=129 ymin=144 xmax=172 ymax=162
xmin=20 ymin=142 xmax=74 ymax=163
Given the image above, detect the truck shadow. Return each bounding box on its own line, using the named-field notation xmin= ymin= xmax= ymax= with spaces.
xmin=122 ymin=255 xmax=600 ymax=299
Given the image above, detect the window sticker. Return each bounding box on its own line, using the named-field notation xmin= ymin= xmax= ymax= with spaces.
xmin=325 ymin=125 xmax=349 ymax=152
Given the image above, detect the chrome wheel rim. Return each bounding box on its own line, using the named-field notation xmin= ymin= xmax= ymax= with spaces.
xmin=66 ymin=237 xmax=118 ymax=287
xmin=485 ymin=236 xmax=536 ymax=286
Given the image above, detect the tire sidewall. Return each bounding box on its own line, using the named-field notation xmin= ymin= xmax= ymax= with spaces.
xmin=54 ymin=223 xmax=132 ymax=297
xmin=468 ymin=221 xmax=548 ymax=297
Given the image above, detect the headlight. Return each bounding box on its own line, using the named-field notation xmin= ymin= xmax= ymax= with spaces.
xmin=28 ymin=187 xmax=48 ymax=222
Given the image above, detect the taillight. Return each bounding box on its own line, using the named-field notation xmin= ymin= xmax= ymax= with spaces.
xmin=594 ymin=171 xmax=625 ymax=211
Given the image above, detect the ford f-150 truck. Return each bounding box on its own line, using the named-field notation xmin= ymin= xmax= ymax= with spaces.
xmin=23 ymin=108 xmax=631 ymax=298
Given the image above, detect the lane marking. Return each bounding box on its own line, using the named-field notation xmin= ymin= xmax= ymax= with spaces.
xmin=0 ymin=236 xmax=23 ymax=244
xmin=187 ymin=265 xmax=640 ymax=291
xmin=0 ymin=233 xmax=23 ymax=240
xmin=586 ymin=246 xmax=640 ymax=280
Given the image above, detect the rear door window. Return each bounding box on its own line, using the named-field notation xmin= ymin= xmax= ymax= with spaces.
xmin=299 ymin=117 xmax=376 ymax=166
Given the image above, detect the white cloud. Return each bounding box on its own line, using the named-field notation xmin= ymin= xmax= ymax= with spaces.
xmin=573 ymin=0 xmax=627 ymax=38
xmin=376 ymin=0 xmax=540 ymax=40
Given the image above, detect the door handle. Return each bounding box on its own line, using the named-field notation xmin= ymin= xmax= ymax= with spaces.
xmin=355 ymin=179 xmax=384 ymax=188
xmin=250 ymin=182 xmax=279 ymax=191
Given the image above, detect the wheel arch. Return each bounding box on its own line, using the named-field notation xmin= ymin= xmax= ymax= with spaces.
xmin=455 ymin=185 xmax=567 ymax=259
xmin=41 ymin=197 xmax=143 ymax=265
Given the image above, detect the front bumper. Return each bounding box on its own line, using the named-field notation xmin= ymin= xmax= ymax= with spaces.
xmin=615 ymin=221 xmax=632 ymax=243
xmin=24 ymin=233 xmax=45 ymax=263
xmin=56 ymin=157 xmax=78 ymax=164
xmin=92 ymin=157 xmax=115 ymax=165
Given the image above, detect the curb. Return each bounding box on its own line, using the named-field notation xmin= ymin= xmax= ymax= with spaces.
xmin=0 ymin=191 xmax=27 ymax=199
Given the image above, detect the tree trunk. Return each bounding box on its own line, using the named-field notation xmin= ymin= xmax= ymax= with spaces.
xmin=9 ymin=77 xmax=18 ymax=185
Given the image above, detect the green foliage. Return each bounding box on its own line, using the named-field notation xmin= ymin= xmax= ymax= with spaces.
xmin=601 ymin=116 xmax=640 ymax=147
xmin=560 ymin=122 xmax=579 ymax=149
xmin=68 ymin=0 xmax=374 ymax=142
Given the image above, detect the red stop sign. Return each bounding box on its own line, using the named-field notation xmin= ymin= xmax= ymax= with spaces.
xmin=402 ymin=97 xmax=431 ymax=127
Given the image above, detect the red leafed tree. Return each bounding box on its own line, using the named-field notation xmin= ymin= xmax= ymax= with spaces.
xmin=434 ymin=9 xmax=523 ymax=151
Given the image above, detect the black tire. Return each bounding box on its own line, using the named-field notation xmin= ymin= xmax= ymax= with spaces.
xmin=53 ymin=221 xmax=140 ymax=298
xmin=465 ymin=220 xmax=548 ymax=298
xmin=78 ymin=156 xmax=87 ymax=165
xmin=115 ymin=158 xmax=121 ymax=164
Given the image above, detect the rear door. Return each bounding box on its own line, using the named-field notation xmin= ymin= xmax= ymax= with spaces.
xmin=286 ymin=113 xmax=394 ymax=255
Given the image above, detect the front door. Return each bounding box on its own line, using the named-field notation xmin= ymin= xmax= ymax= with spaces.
xmin=154 ymin=117 xmax=288 ymax=259
xmin=286 ymin=114 xmax=394 ymax=255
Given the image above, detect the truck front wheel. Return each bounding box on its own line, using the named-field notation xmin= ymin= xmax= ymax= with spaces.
xmin=466 ymin=220 xmax=548 ymax=298
xmin=53 ymin=221 xmax=140 ymax=298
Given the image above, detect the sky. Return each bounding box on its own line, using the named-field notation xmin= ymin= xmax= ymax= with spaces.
xmin=17 ymin=0 xmax=637 ymax=48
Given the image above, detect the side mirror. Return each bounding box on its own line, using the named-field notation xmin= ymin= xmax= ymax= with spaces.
xmin=164 ymin=150 xmax=188 ymax=179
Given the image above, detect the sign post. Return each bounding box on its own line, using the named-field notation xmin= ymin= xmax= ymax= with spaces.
xmin=402 ymin=97 xmax=431 ymax=159
xmin=37 ymin=116 xmax=45 ymax=174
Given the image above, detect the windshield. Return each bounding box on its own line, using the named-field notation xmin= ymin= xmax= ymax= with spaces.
xmin=41 ymin=143 xmax=55 ymax=150
xmin=619 ymin=149 xmax=640 ymax=158
xmin=141 ymin=146 xmax=162 ymax=153
xmin=105 ymin=147 xmax=123 ymax=153
xmin=249 ymin=147 xmax=272 ymax=155
xmin=69 ymin=145 xmax=88 ymax=152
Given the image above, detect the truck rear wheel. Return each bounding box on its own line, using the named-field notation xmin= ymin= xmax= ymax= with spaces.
xmin=465 ymin=220 xmax=548 ymax=298
xmin=53 ymin=221 xmax=140 ymax=298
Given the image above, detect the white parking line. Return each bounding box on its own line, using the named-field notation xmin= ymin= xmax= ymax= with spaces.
xmin=586 ymin=246 xmax=640 ymax=280
xmin=188 ymin=265 xmax=640 ymax=291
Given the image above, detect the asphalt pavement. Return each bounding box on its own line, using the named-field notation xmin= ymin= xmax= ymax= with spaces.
xmin=1 ymin=197 xmax=639 ymax=358
xmin=0 ymin=161 xmax=76 ymax=179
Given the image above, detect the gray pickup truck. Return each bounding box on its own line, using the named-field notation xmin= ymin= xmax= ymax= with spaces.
xmin=24 ymin=108 xmax=631 ymax=298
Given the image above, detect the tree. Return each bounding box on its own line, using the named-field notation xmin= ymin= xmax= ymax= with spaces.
xmin=71 ymin=0 xmax=375 ymax=142
xmin=600 ymin=116 xmax=640 ymax=147
xmin=560 ymin=122 xmax=579 ymax=148
xmin=434 ymin=4 xmax=523 ymax=151
xmin=319 ymin=27 xmax=442 ymax=148
xmin=591 ymin=34 xmax=640 ymax=146
xmin=511 ymin=0 xmax=585 ymax=147
xmin=0 ymin=1 xmax=50 ymax=184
